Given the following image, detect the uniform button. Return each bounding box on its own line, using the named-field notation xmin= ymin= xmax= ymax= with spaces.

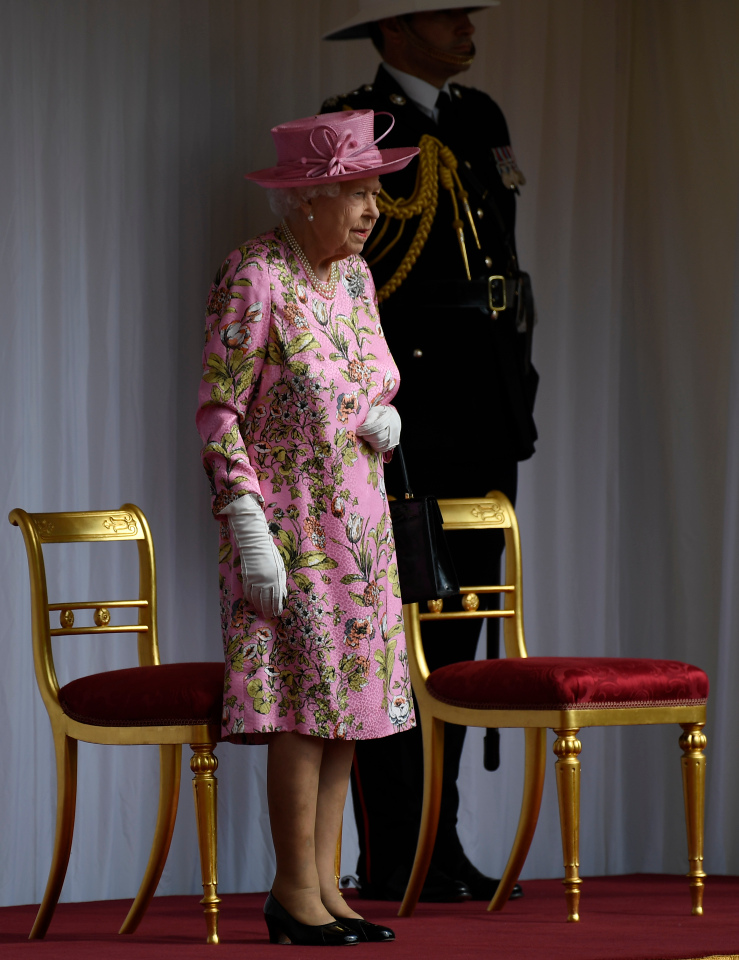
xmin=464 ymin=160 xmax=471 ymax=168
xmin=476 ymin=208 xmax=484 ymax=219
xmin=484 ymin=256 xmax=493 ymax=268
xmin=412 ymin=349 xmax=423 ymax=358
xmin=363 ymin=84 xmax=373 ymax=92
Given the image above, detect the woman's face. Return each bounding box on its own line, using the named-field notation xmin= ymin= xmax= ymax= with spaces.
xmin=305 ymin=177 xmax=381 ymax=262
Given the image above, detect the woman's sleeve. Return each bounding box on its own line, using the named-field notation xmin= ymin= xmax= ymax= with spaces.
xmin=196 ymin=244 xmax=271 ymax=517
xmin=361 ymin=258 xmax=398 ymax=464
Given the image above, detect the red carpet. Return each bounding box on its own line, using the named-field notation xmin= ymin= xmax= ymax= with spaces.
xmin=1 ymin=875 xmax=738 ymax=960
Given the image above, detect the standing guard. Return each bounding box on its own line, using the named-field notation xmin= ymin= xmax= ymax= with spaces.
xmin=321 ymin=1 xmax=538 ymax=903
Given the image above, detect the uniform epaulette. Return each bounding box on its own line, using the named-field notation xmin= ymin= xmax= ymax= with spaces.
xmin=448 ymin=81 xmax=484 ymax=99
xmin=321 ymin=84 xmax=376 ymax=113
xmin=447 ymin=82 xmax=508 ymax=130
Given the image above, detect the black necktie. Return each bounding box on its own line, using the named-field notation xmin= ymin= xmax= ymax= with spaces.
xmin=435 ymin=90 xmax=453 ymax=132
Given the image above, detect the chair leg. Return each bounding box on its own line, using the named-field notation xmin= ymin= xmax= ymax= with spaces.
xmin=119 ymin=744 xmax=182 ymax=934
xmin=29 ymin=733 xmax=78 ymax=940
xmin=488 ymin=727 xmax=547 ymax=912
xmin=398 ymin=715 xmax=445 ymax=918
xmin=335 ymin=821 xmax=342 ymax=890
xmin=190 ymin=743 xmax=220 ymax=945
xmin=553 ymin=728 xmax=582 ymax=922
xmin=679 ymin=722 xmax=707 ymax=916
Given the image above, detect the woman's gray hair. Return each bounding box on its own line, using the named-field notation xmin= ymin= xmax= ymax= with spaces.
xmin=266 ymin=183 xmax=341 ymax=219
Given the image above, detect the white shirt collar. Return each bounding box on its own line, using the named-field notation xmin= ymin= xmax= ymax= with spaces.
xmin=382 ymin=63 xmax=452 ymax=123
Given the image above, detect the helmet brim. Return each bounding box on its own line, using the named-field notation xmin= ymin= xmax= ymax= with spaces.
xmin=323 ymin=1 xmax=499 ymax=41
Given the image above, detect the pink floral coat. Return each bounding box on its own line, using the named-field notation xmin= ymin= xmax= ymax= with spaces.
xmin=196 ymin=228 xmax=415 ymax=743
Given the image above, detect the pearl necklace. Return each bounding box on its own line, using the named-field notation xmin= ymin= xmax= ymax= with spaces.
xmin=281 ymin=220 xmax=339 ymax=298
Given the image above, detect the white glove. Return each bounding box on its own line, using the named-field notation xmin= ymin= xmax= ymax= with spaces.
xmin=222 ymin=495 xmax=287 ymax=618
xmin=356 ymin=404 xmax=401 ymax=453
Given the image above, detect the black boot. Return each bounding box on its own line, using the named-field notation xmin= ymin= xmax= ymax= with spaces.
xmin=359 ymin=863 xmax=471 ymax=903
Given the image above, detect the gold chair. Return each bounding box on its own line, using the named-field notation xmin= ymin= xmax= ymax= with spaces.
xmin=398 ymin=493 xmax=708 ymax=922
xmin=9 ymin=504 xmax=225 ymax=943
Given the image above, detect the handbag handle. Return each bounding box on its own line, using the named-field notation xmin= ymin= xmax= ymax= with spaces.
xmin=394 ymin=443 xmax=414 ymax=500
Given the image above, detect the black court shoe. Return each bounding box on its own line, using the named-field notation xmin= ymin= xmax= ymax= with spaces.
xmin=338 ymin=917 xmax=395 ymax=942
xmin=263 ymin=892 xmax=359 ymax=946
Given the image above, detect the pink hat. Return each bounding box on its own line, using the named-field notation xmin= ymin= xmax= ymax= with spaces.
xmin=244 ymin=110 xmax=419 ymax=189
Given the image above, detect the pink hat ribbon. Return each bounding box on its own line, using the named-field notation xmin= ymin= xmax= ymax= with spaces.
xmin=293 ymin=112 xmax=396 ymax=179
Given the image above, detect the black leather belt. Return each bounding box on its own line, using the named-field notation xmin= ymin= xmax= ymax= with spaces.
xmin=420 ymin=276 xmax=519 ymax=312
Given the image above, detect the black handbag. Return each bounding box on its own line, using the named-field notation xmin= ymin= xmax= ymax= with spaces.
xmin=388 ymin=445 xmax=460 ymax=604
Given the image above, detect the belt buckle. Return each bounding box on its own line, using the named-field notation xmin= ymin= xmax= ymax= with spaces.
xmin=487 ymin=275 xmax=507 ymax=312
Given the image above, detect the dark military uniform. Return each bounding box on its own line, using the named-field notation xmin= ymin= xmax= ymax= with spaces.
xmin=321 ymin=64 xmax=537 ymax=898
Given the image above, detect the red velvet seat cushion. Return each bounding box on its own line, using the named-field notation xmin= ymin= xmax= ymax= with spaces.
xmin=426 ymin=657 xmax=709 ymax=711
xmin=59 ymin=662 xmax=225 ymax=727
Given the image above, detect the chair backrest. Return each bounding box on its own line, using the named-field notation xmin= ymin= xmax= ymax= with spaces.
xmin=8 ymin=503 xmax=160 ymax=719
xmin=403 ymin=492 xmax=527 ymax=687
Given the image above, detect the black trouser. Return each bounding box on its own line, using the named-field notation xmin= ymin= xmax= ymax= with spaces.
xmin=350 ymin=467 xmax=517 ymax=886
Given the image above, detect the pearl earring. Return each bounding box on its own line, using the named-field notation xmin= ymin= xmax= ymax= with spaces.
xmin=307 ymin=212 xmax=314 ymax=222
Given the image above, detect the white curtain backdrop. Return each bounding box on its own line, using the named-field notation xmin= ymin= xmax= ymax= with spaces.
xmin=1 ymin=0 xmax=738 ymax=907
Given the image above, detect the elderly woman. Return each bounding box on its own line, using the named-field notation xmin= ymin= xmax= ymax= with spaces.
xmin=196 ymin=110 xmax=419 ymax=946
